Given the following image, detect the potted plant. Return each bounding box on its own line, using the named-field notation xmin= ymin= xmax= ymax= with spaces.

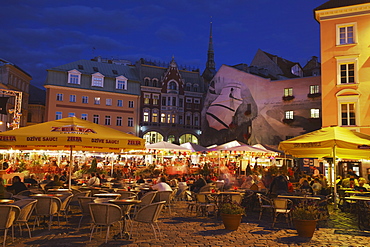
xmin=291 ymin=202 xmax=319 ymax=238
xmin=219 ymin=200 xmax=245 ymax=230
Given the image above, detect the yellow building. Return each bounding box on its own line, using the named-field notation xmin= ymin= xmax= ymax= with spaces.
xmin=315 ymin=0 xmax=370 ymax=135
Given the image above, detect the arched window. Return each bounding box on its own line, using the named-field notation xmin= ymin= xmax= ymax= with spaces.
xmin=152 ymin=79 xmax=158 ymax=87
xmin=144 ymin=78 xmax=150 ymax=86
xmin=169 ymin=81 xmax=177 ymax=90
xmin=179 ymin=134 xmax=198 ymax=144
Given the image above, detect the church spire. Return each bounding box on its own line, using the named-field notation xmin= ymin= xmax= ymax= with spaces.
xmin=206 ymin=18 xmax=215 ymax=70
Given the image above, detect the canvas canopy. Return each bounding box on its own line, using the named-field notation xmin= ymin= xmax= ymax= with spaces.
xmin=0 ymin=117 xmax=145 ymax=152
xmin=146 ymin=141 xmax=191 ymax=152
xmin=278 ymin=126 xmax=370 ymax=159
xmin=180 ymin=142 xmax=208 ymax=152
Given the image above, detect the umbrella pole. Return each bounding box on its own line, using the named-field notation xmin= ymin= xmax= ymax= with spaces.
xmin=333 ymin=145 xmax=338 ymax=210
xmin=68 ymin=146 xmax=73 ymax=190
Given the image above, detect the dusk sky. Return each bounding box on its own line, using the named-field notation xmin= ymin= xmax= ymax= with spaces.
xmin=1 ymin=0 xmax=325 ymax=89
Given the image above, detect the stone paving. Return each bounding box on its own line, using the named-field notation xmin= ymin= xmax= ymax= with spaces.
xmin=6 ymin=201 xmax=370 ymax=247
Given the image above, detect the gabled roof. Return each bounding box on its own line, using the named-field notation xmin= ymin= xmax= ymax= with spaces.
xmin=315 ymin=0 xmax=370 ymax=11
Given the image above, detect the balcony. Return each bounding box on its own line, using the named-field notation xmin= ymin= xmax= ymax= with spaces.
xmin=307 ymin=93 xmax=321 ymax=98
xmin=282 ymin=95 xmax=295 ymax=101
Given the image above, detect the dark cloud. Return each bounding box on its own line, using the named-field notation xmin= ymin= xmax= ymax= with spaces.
xmin=155 ymin=24 xmax=185 ymax=43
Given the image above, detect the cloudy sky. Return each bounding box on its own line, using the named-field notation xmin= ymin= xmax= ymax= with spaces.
xmin=1 ymin=0 xmax=325 ymax=89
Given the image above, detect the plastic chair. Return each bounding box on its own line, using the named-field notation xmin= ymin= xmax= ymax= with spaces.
xmin=0 ymin=205 xmax=20 ymax=247
xmin=33 ymin=196 xmax=62 ymax=230
xmin=13 ymin=199 xmax=37 ymax=238
xmin=272 ymin=198 xmax=293 ymax=227
xmin=156 ymin=191 xmax=173 ymax=214
xmin=134 ymin=191 xmax=157 ymax=214
xmin=77 ymin=196 xmax=96 ymax=229
xmin=89 ymin=203 xmax=123 ymax=243
xmin=196 ymin=194 xmax=217 ymax=217
xmin=256 ymin=193 xmax=274 ymax=220
xmin=130 ymin=201 xmax=165 ymax=240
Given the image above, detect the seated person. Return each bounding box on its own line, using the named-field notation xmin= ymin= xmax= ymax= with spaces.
xmin=190 ymin=175 xmax=206 ymax=193
xmin=151 ymin=177 xmax=172 ymax=192
xmin=312 ymin=178 xmax=323 ymax=195
xmin=87 ymin=172 xmax=100 ymax=187
xmin=59 ymin=171 xmax=68 ymax=182
xmin=24 ymin=174 xmax=38 ymax=186
xmin=355 ymin=180 xmax=368 ymax=192
xmin=300 ymin=179 xmax=313 ymax=194
xmin=6 ymin=176 xmax=28 ymax=195
xmin=44 ymin=175 xmax=64 ymax=191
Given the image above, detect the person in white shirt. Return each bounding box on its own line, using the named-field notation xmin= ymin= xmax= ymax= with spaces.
xmin=87 ymin=172 xmax=100 ymax=187
xmin=151 ymin=177 xmax=172 ymax=191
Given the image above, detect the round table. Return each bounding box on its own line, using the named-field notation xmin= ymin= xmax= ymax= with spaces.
xmin=93 ymin=193 xmax=121 ymax=198
xmin=109 ymin=199 xmax=141 ymax=205
xmin=30 ymin=193 xmax=64 ymax=197
xmin=47 ymin=189 xmax=70 ymax=192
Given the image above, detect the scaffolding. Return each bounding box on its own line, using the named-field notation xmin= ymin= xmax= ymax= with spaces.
xmin=0 ymin=89 xmax=22 ymax=130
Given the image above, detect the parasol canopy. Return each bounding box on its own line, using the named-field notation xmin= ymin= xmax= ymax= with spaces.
xmin=180 ymin=142 xmax=208 ymax=152
xmin=0 ymin=117 xmax=145 ymax=152
xmin=146 ymin=141 xmax=191 ymax=152
xmin=278 ymin=126 xmax=370 ymax=159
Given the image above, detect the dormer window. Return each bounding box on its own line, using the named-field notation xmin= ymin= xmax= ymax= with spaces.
xmin=291 ymin=64 xmax=303 ymax=77
xmin=169 ymin=81 xmax=177 ymax=90
xmin=91 ymin=72 xmax=104 ymax=87
xmin=116 ymin=75 xmax=128 ymax=90
xmin=68 ymin=69 xmax=81 ymax=84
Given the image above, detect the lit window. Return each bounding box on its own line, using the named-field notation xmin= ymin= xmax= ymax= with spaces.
xmin=309 ymin=85 xmax=319 ymax=94
xmin=128 ymin=101 xmax=134 ymax=108
xmin=56 ymin=111 xmax=62 ymax=120
xmin=152 ymin=112 xmax=158 ymax=122
xmin=94 ymin=97 xmax=100 ymax=105
xmin=284 ymin=88 xmax=293 ymax=97
xmin=337 ymin=23 xmax=356 ymax=45
xmin=56 ymin=93 xmax=63 ymax=101
xmin=116 ymin=116 xmax=122 ymax=126
xmin=105 ymin=116 xmax=111 ymax=125
xmin=81 ymin=113 xmax=88 ymax=120
xmin=93 ymin=114 xmax=99 ymax=124
xmin=144 ymin=94 xmax=150 ymax=104
xmin=106 ymin=98 xmax=112 ymax=106
xmin=310 ymin=109 xmax=320 ymax=119
xmin=117 ymin=100 xmax=123 ymax=107
xmin=143 ymin=112 xmax=149 ymax=122
xmin=153 ymin=95 xmax=159 ymax=105
xmin=128 ymin=117 xmax=133 ymax=127
xmin=82 ymin=96 xmax=88 ymax=104
xmin=171 ymin=114 xmax=176 ymax=123
xmin=161 ymin=113 xmax=166 ymax=123
xmin=285 ymin=111 xmax=294 ymax=120
xmin=167 ymin=114 xmax=171 ymax=123
xmin=69 ymin=95 xmax=76 ymax=102
xmin=341 ymin=103 xmax=356 ymax=126
xmin=68 ymin=112 xmax=75 ymax=117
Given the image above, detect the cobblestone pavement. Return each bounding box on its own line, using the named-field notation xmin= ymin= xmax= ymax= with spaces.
xmin=6 ymin=201 xmax=370 ymax=247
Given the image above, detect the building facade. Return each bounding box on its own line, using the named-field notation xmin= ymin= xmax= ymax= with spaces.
xmin=0 ymin=58 xmax=30 ymax=131
xmin=314 ymin=0 xmax=370 ymax=177
xmin=136 ymin=58 xmax=205 ymax=144
xmin=44 ymin=59 xmax=141 ymax=135
xmin=201 ymin=50 xmax=321 ymax=147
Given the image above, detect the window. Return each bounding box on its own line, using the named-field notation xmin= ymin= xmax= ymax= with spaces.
xmin=93 ymin=114 xmax=99 ymax=124
xmin=143 ymin=112 xmax=149 ymax=122
xmin=171 ymin=114 xmax=176 ymax=123
xmin=341 ymin=103 xmax=356 ymax=126
xmin=116 ymin=76 xmax=127 ymax=90
xmin=161 ymin=113 xmax=166 ymax=123
xmin=128 ymin=117 xmax=133 ymax=127
xmin=56 ymin=93 xmax=63 ymax=101
xmin=144 ymin=78 xmax=150 ymax=86
xmin=152 ymin=79 xmax=158 ymax=87
xmin=310 ymin=85 xmax=319 ymax=94
xmin=68 ymin=112 xmax=75 ymax=117
xmin=285 ymin=111 xmax=294 ymax=120
xmin=117 ymin=99 xmax=123 ymax=107
xmin=310 ymin=109 xmax=320 ymax=119
xmin=128 ymin=101 xmax=134 ymax=108
xmin=186 ymin=84 xmax=191 ymax=91
xmin=193 ymin=84 xmax=198 ymax=92
xmin=162 ymin=97 xmax=166 ymax=106
xmin=168 ymin=81 xmax=177 ymax=90
xmin=179 ymin=99 xmax=183 ymax=107
xmin=167 ymin=114 xmax=171 ymax=123
xmin=340 ymin=63 xmax=355 ymax=84
xmin=194 ymin=116 xmax=199 ymax=126
xmin=82 ymin=96 xmax=88 ymax=104
xmin=105 ymin=116 xmax=111 ymax=125
xmin=92 ymin=77 xmax=103 ymax=87
xmin=284 ymin=88 xmax=293 ymax=97
xmin=116 ymin=116 xmax=122 ymax=126
xmin=68 ymin=69 xmax=81 ymax=84
xmin=337 ymin=23 xmax=356 ymax=45
xmin=144 ymin=94 xmax=150 ymax=104
xmin=56 ymin=111 xmax=62 ymax=120
xmin=69 ymin=95 xmax=76 ymax=102
xmin=106 ymin=98 xmax=112 ymax=106
xmin=336 ymin=55 xmax=358 ymax=85
xmin=94 ymin=97 xmax=100 ymax=105
xmin=172 ymin=97 xmax=176 ymax=106
xmin=152 ymin=112 xmax=158 ymax=122
xmin=81 ymin=113 xmax=88 ymax=120
xmin=179 ymin=116 xmax=183 ymax=124
xmin=186 ymin=98 xmax=192 ymax=103
xmin=167 ymin=97 xmax=171 ymax=106
xmin=153 ymin=94 xmax=159 ymax=105
xmin=186 ymin=115 xmax=191 ymax=125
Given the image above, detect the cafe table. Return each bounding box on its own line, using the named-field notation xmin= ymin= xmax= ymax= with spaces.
xmin=344 ymin=196 xmax=370 ymax=230
xmin=93 ymin=193 xmax=121 ymax=198
xmin=47 ymin=188 xmax=70 ymax=192
xmin=345 ymin=191 xmax=370 ymax=195
xmin=30 ymin=193 xmax=64 ymax=197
